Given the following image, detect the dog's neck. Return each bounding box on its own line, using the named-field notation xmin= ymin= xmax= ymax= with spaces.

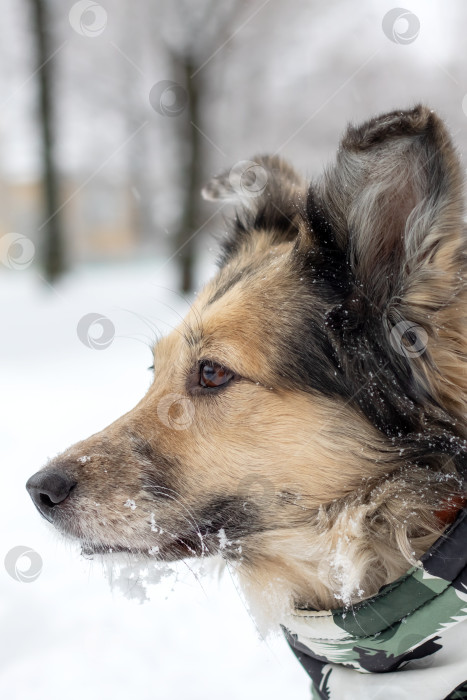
xmin=236 ymin=475 xmax=464 ymax=625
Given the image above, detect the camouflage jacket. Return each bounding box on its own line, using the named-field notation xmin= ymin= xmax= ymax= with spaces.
xmin=284 ymin=509 xmax=467 ymax=699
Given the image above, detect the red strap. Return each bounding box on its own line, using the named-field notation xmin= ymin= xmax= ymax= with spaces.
xmin=435 ymin=494 xmax=467 ymax=526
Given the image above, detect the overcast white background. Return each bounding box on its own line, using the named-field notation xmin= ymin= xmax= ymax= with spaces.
xmin=1 ymin=0 xmax=467 ymax=698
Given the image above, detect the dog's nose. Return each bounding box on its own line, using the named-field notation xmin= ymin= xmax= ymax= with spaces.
xmin=26 ymin=470 xmax=77 ymax=520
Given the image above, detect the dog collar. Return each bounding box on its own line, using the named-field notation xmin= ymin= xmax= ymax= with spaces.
xmin=284 ymin=507 xmax=467 ymax=699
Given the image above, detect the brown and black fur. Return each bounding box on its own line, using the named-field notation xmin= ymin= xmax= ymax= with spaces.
xmin=27 ymin=105 xmax=467 ymax=619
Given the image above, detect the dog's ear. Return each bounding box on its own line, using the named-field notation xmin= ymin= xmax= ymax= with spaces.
xmin=312 ymin=105 xmax=465 ymax=311
xmin=309 ymin=105 xmax=467 ymax=428
xmin=202 ymin=155 xmax=306 ymax=262
xmin=202 ymin=154 xmax=304 ymax=208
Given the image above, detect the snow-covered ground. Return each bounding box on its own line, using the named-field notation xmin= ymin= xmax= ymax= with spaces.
xmin=0 ymin=260 xmax=310 ymax=700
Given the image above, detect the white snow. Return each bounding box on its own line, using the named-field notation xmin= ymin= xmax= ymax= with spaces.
xmin=217 ymin=527 xmax=229 ymax=551
xmin=0 ymin=261 xmax=309 ymax=700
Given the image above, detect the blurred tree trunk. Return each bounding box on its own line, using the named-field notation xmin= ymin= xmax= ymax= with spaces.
xmin=166 ymin=1 xmax=245 ymax=293
xmin=173 ymin=53 xmax=204 ymax=293
xmin=121 ymin=2 xmax=158 ymax=252
xmin=28 ymin=0 xmax=65 ymax=281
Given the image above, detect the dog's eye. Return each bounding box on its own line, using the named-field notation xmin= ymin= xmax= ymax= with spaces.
xmin=199 ymin=362 xmax=234 ymax=389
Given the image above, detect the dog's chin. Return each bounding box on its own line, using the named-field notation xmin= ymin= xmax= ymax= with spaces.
xmin=79 ymin=538 xmax=202 ymax=561
xmin=52 ymin=512 xmax=225 ymax=562
xmin=46 ymin=510 xmax=204 ymax=561
xmin=80 ymin=544 xmax=135 ymax=558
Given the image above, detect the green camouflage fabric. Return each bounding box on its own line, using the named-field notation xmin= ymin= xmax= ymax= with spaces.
xmin=284 ymin=509 xmax=467 ymax=699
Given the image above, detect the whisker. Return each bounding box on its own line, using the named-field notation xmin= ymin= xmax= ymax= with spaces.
xmin=147 ymin=283 xmax=204 ymax=343
xmin=115 ymin=333 xmax=157 ymax=349
xmin=180 ymin=559 xmax=210 ymax=600
xmin=148 ymin=487 xmax=207 ymax=557
xmin=149 ymin=294 xmax=203 ymax=348
xmin=117 ymin=307 xmax=162 ymax=342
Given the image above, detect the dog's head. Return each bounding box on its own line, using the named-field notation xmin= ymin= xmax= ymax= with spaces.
xmin=26 ymin=106 xmax=467 ymax=608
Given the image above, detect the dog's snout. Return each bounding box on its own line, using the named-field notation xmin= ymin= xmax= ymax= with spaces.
xmin=26 ymin=470 xmax=77 ymax=520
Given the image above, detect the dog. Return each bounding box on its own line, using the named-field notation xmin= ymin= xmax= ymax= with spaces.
xmin=27 ymin=105 xmax=467 ymax=699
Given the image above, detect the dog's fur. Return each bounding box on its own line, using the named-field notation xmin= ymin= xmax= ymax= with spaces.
xmin=28 ymin=106 xmax=467 ymax=620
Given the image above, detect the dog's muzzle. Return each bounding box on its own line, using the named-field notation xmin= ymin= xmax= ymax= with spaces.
xmin=26 ymin=470 xmax=77 ymax=522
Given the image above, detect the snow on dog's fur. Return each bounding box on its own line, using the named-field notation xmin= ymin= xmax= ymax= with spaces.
xmin=27 ymin=106 xmax=467 ymax=624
